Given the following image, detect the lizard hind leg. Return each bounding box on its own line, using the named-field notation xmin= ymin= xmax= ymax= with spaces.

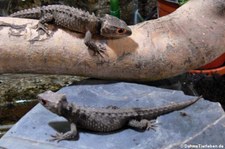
xmin=128 ymin=119 xmax=157 ymax=131
xmin=35 ymin=13 xmax=54 ymax=35
xmin=49 ymin=123 xmax=78 ymax=142
xmin=30 ymin=13 xmax=54 ymax=42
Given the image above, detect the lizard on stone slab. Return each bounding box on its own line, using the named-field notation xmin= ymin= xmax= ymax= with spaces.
xmin=10 ymin=5 xmax=132 ymax=57
xmin=37 ymin=90 xmax=202 ymax=142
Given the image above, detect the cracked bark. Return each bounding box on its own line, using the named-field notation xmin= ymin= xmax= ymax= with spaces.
xmin=0 ymin=0 xmax=224 ymax=81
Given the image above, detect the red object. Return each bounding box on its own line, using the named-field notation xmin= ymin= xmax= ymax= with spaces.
xmin=189 ymin=65 xmax=225 ymax=76
xmin=157 ymin=0 xmax=179 ymax=17
xmin=199 ymin=53 xmax=225 ymax=69
xmin=190 ymin=53 xmax=225 ymax=76
xmin=157 ymin=0 xmax=225 ymax=76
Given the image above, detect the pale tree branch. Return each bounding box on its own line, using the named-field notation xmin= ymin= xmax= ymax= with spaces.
xmin=0 ymin=0 xmax=224 ymax=81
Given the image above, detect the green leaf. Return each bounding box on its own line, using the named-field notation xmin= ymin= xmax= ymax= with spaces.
xmin=178 ymin=0 xmax=189 ymax=5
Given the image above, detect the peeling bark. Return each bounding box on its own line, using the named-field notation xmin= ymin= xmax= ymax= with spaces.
xmin=0 ymin=0 xmax=224 ymax=81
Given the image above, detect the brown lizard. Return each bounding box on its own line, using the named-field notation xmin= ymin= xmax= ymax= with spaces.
xmin=37 ymin=90 xmax=201 ymax=142
xmin=10 ymin=5 xmax=132 ymax=56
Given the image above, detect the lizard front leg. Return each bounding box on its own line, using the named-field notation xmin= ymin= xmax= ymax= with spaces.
xmin=84 ymin=30 xmax=106 ymax=57
xmin=128 ymin=119 xmax=157 ymax=131
xmin=37 ymin=13 xmax=54 ymax=35
xmin=50 ymin=122 xmax=78 ymax=142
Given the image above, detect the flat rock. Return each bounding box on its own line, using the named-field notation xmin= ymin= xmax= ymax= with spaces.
xmin=0 ymin=81 xmax=224 ymax=149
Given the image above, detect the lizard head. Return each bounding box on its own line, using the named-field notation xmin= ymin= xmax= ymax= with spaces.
xmin=37 ymin=90 xmax=69 ymax=115
xmin=100 ymin=14 xmax=132 ymax=38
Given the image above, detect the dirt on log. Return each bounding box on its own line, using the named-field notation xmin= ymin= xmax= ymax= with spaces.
xmin=0 ymin=0 xmax=224 ymax=81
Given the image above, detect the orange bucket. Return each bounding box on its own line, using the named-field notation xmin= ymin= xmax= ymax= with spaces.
xmin=189 ymin=53 xmax=225 ymax=76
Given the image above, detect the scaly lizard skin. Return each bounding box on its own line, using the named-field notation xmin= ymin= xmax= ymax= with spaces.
xmin=10 ymin=5 xmax=132 ymax=56
xmin=37 ymin=90 xmax=201 ymax=142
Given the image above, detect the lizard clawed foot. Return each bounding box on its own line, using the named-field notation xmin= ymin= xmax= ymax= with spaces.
xmin=49 ymin=132 xmax=65 ymax=142
xmin=48 ymin=131 xmax=77 ymax=142
xmin=145 ymin=120 xmax=158 ymax=131
xmin=32 ymin=23 xmax=49 ymax=36
xmin=89 ymin=43 xmax=108 ymax=58
xmin=29 ymin=23 xmax=50 ymax=42
xmin=84 ymin=30 xmax=108 ymax=58
xmin=94 ymin=46 xmax=107 ymax=58
xmin=37 ymin=23 xmax=50 ymax=36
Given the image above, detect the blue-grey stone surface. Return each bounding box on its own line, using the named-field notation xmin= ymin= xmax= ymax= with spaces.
xmin=0 ymin=81 xmax=225 ymax=149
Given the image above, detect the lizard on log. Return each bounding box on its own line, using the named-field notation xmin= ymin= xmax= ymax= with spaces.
xmin=0 ymin=0 xmax=224 ymax=80
xmin=37 ymin=90 xmax=202 ymax=142
xmin=10 ymin=5 xmax=132 ymax=56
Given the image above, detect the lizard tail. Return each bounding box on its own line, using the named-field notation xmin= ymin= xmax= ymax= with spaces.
xmin=162 ymin=95 xmax=202 ymax=112
xmin=10 ymin=7 xmax=41 ymax=19
xmin=140 ymin=96 xmax=202 ymax=119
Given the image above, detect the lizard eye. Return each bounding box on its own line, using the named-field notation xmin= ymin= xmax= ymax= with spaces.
xmin=116 ymin=28 xmax=126 ymax=34
xmin=41 ymin=99 xmax=47 ymax=105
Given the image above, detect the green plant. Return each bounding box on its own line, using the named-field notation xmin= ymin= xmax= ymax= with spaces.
xmin=178 ymin=0 xmax=189 ymax=5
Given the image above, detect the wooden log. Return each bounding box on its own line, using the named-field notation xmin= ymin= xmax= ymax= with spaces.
xmin=0 ymin=0 xmax=224 ymax=81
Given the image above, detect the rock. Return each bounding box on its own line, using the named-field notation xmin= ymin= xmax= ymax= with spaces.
xmin=0 ymin=81 xmax=224 ymax=149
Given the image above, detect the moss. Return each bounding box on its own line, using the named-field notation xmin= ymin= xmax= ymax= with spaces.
xmin=0 ymin=74 xmax=85 ymax=125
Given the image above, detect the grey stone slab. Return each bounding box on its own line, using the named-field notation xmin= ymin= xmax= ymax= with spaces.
xmin=0 ymin=82 xmax=224 ymax=149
